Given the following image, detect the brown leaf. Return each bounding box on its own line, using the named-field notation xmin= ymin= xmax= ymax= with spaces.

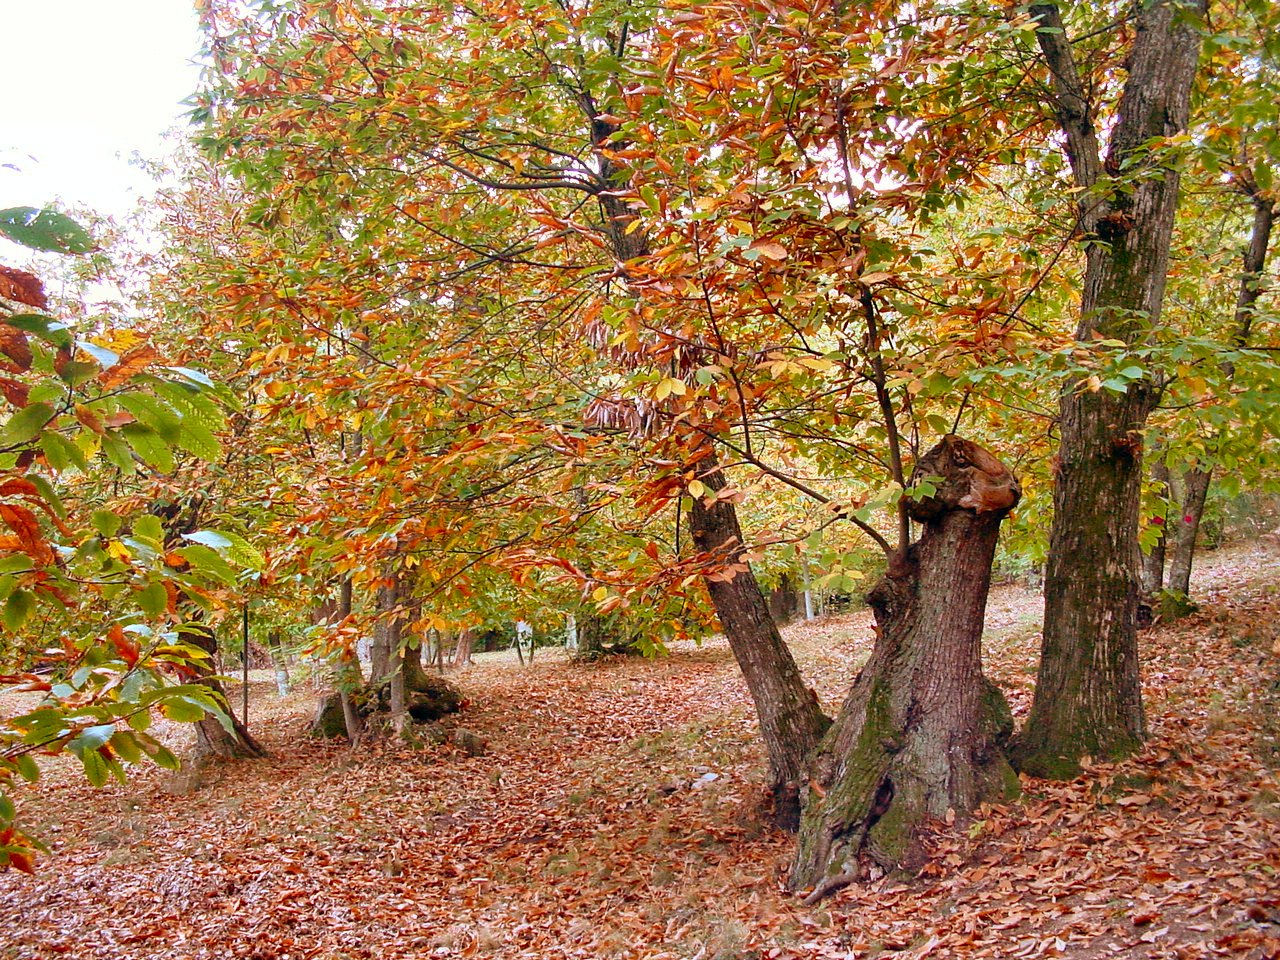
xmin=0 ymin=323 xmax=32 ymax=372
xmin=98 ymin=344 xmax=161 ymax=390
xmin=0 ymin=376 xmax=29 ymax=407
xmin=0 ymin=266 xmax=48 ymax=310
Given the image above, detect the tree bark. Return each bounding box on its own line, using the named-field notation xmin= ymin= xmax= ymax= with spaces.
xmin=688 ymin=446 xmax=831 ymax=829
xmin=184 ymin=623 xmax=268 ymax=762
xmin=1166 ymin=467 xmax=1211 ymax=596
xmin=1014 ymin=0 xmax=1207 ymax=779
xmin=792 ymin=437 xmax=1020 ymax=895
xmin=451 ymin=628 xmax=475 ymax=668
xmin=369 ymin=569 xmax=402 ymax=684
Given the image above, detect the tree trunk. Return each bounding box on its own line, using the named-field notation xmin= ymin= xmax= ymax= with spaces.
xmin=1140 ymin=459 xmax=1171 ymax=596
xmin=402 ymin=635 xmax=433 ymax=691
xmin=452 ymin=628 xmax=475 ymax=668
xmin=792 ymin=437 xmax=1020 ymax=895
xmin=369 ymin=571 xmax=401 ymax=684
xmin=184 ymin=623 xmax=268 ymax=762
xmin=267 ymin=629 xmax=291 ymax=696
xmin=688 ymin=446 xmax=830 ymax=829
xmin=1165 ymin=194 xmax=1275 ymax=599
xmin=1015 ymin=0 xmax=1206 ymax=779
xmin=1167 ymin=467 xmax=1211 ymax=596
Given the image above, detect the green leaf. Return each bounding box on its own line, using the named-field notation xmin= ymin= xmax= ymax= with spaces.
xmin=40 ymin=431 xmax=89 ymax=473
xmin=3 ymin=590 xmax=35 ymax=631
xmin=159 ymin=698 xmax=208 ymax=723
xmin=109 ymin=730 xmax=143 ymax=764
xmin=137 ymin=581 xmax=168 ymax=616
xmin=0 ymin=792 xmax=14 ymax=823
xmin=122 ymin=423 xmax=175 ymax=473
xmin=15 ymin=754 xmax=39 ymax=782
xmin=0 ymin=207 xmax=94 ymax=254
xmin=100 ymin=432 xmax=136 ymax=474
xmin=0 ymin=402 xmax=55 ymax=448
xmin=79 ymin=749 xmax=109 ymax=787
xmin=134 ymin=514 xmax=165 ymax=544
xmin=117 ymin=394 xmax=182 ymax=443
xmin=26 ymin=474 xmax=66 ymax=520
xmin=91 ymin=510 xmax=123 ymax=538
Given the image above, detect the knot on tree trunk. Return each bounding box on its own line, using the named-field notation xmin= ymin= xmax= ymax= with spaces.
xmin=907 ymin=436 xmax=1021 ymax=523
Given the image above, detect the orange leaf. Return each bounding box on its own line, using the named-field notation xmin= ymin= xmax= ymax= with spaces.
xmin=74 ymin=404 xmax=105 ymax=434
xmin=7 ymin=851 xmax=35 ymax=874
xmin=98 ymin=344 xmax=161 ymax=390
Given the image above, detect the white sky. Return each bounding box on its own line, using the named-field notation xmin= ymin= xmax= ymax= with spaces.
xmin=0 ymin=0 xmax=204 ymax=221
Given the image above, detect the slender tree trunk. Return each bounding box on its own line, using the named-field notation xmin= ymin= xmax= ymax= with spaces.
xmin=333 ymin=579 xmax=364 ymax=743
xmin=184 ymin=623 xmax=268 ymax=762
xmin=1167 ymin=468 xmax=1211 ymax=595
xmin=688 ymin=446 xmax=831 ymax=829
xmin=1014 ymin=0 xmax=1206 ymax=778
xmin=1166 ymin=195 xmax=1275 ymax=598
xmin=267 ymin=629 xmax=292 ymax=696
xmin=792 ymin=438 xmax=1020 ymax=896
xmin=1141 ymin=459 xmax=1171 ymax=596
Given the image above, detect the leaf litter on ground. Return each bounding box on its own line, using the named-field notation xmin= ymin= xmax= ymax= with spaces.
xmin=1 ymin=542 xmax=1279 ymax=959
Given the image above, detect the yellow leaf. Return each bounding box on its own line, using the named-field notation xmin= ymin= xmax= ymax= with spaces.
xmin=655 ymin=377 xmax=687 ymax=401
xmin=688 ymin=479 xmax=706 ymax=498
xmin=591 ymin=585 xmax=609 ymax=602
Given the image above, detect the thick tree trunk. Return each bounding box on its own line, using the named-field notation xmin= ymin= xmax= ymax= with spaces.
xmin=1015 ymin=0 xmax=1206 ymax=778
xmin=402 ymin=636 xmax=434 ymax=690
xmin=688 ymin=447 xmax=830 ymax=829
xmin=792 ymin=438 xmax=1020 ymax=896
xmin=184 ymin=624 xmax=268 ymax=762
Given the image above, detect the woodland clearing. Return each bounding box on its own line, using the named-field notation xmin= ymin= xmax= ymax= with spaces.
xmin=1 ymin=541 xmax=1278 ymax=960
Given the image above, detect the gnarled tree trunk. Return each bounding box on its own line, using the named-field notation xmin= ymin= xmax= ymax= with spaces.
xmin=688 ymin=446 xmax=831 ymax=829
xmin=792 ymin=437 xmax=1019 ymax=897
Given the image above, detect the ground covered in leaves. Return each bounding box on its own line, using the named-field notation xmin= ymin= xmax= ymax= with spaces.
xmin=2 ymin=542 xmax=1279 ymax=960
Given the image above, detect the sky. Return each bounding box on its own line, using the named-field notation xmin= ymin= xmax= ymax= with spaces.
xmin=0 ymin=0 xmax=205 ymax=221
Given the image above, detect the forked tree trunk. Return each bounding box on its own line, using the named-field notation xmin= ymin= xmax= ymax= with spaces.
xmin=1015 ymin=0 xmax=1206 ymax=778
xmin=688 ymin=446 xmax=831 ymax=829
xmin=792 ymin=437 xmax=1019 ymax=897
xmin=183 ymin=624 xmax=268 ymax=762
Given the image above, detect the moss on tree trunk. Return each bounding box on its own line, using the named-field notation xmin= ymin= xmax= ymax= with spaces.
xmin=792 ymin=438 xmax=1019 ymax=896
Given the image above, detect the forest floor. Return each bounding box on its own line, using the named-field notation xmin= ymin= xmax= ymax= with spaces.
xmin=2 ymin=541 xmax=1279 ymax=960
